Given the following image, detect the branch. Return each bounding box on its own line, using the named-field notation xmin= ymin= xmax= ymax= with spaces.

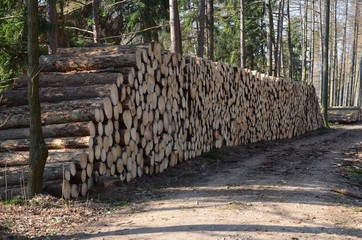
xmin=65 ymin=26 xmax=94 ymax=34
xmin=0 ymin=114 xmax=11 ymax=128
xmin=0 ymin=16 xmax=17 ymax=20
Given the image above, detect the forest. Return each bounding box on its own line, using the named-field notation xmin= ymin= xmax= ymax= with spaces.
xmin=0 ymin=0 xmax=361 ymax=105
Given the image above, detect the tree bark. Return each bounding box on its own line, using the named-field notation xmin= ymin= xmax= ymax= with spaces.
xmin=27 ymin=0 xmax=49 ymax=196
xmin=169 ymin=0 xmax=182 ymax=54
xmin=267 ymin=0 xmax=274 ymax=76
xmin=286 ymin=0 xmax=293 ymax=80
xmin=301 ymin=0 xmax=308 ymax=82
xmin=46 ymin=0 xmax=58 ymax=54
xmin=197 ymin=0 xmax=206 ymax=57
xmin=274 ymin=0 xmax=284 ymax=77
xmin=349 ymin=0 xmax=359 ymax=106
xmin=92 ymin=0 xmax=100 ymax=43
xmin=207 ymin=0 xmax=214 ymax=60
xmin=240 ymin=0 xmax=245 ymax=68
xmin=322 ymin=0 xmax=330 ymax=126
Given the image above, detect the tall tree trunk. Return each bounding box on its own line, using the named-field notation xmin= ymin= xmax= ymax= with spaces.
xmin=301 ymin=0 xmax=308 ymax=82
xmin=207 ymin=0 xmax=214 ymax=60
xmin=169 ymin=0 xmax=182 ymax=54
xmin=240 ymin=0 xmax=245 ymax=68
xmin=356 ymin=56 xmax=362 ymax=106
xmin=331 ymin=0 xmax=338 ymax=106
xmin=197 ymin=0 xmax=206 ymax=57
xmin=267 ymin=0 xmax=274 ymax=76
xmin=340 ymin=0 xmax=349 ymax=106
xmin=318 ymin=0 xmax=324 ymax=101
xmin=322 ymin=0 xmax=331 ymax=125
xmin=286 ymin=0 xmax=293 ymax=80
xmin=46 ymin=0 xmax=58 ymax=54
xmin=27 ymin=0 xmax=49 ymax=197
xmin=58 ymin=0 xmax=70 ymax=47
xmin=274 ymin=0 xmax=284 ymax=77
xmin=92 ymin=0 xmax=100 ymax=43
xmin=310 ymin=0 xmax=316 ymax=84
xmin=349 ymin=0 xmax=359 ymax=106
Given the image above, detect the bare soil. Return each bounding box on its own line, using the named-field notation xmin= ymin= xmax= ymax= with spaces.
xmin=1 ymin=124 xmax=362 ymax=240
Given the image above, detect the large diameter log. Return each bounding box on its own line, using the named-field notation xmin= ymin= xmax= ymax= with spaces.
xmin=13 ymin=72 xmax=123 ymax=89
xmin=0 ymin=162 xmax=70 ymax=188
xmin=0 ymin=98 xmax=103 ymax=129
xmin=40 ymin=53 xmax=138 ymax=72
xmin=56 ymin=44 xmax=149 ymax=56
xmin=0 ymin=121 xmax=89 ymax=140
xmin=0 ymin=84 xmax=112 ymax=107
xmin=0 ymin=148 xmax=87 ymax=167
xmin=0 ymin=136 xmax=90 ymax=151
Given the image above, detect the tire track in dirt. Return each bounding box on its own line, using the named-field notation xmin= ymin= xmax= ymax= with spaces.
xmin=56 ymin=125 xmax=362 ymax=240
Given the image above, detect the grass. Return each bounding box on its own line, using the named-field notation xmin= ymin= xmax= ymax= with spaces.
xmin=2 ymin=195 xmax=26 ymax=205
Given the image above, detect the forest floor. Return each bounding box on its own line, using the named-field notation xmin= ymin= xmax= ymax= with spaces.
xmin=1 ymin=123 xmax=362 ymax=240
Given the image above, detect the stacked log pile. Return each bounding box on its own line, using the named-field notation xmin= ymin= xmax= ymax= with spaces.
xmin=0 ymin=42 xmax=324 ymax=200
xmin=328 ymin=106 xmax=362 ymax=123
xmin=0 ymin=45 xmax=138 ymax=199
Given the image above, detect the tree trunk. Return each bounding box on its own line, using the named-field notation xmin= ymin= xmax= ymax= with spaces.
xmin=92 ymin=0 xmax=100 ymax=43
xmin=240 ymin=0 xmax=245 ymax=68
xmin=274 ymin=0 xmax=284 ymax=77
xmin=207 ymin=0 xmax=214 ymax=60
xmin=169 ymin=0 xmax=182 ymax=54
xmin=340 ymin=0 xmax=349 ymax=106
xmin=46 ymin=0 xmax=58 ymax=54
xmin=267 ymin=0 xmax=274 ymax=76
xmin=349 ymin=0 xmax=359 ymax=106
xmin=322 ymin=0 xmax=330 ymax=125
xmin=331 ymin=0 xmax=338 ymax=105
xmin=301 ymin=0 xmax=308 ymax=82
xmin=27 ymin=0 xmax=49 ymax=197
xmin=197 ymin=0 xmax=206 ymax=57
xmin=286 ymin=0 xmax=293 ymax=80
xmin=310 ymin=0 xmax=316 ymax=84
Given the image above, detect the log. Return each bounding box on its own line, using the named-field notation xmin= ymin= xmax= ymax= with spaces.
xmin=13 ymin=72 xmax=123 ymax=89
xmin=40 ymin=53 xmax=138 ymax=72
xmin=0 ymin=162 xmax=70 ymax=188
xmin=0 ymin=98 xmax=104 ymax=129
xmin=0 ymin=84 xmax=113 ymax=107
xmin=56 ymin=44 xmax=149 ymax=56
xmin=0 ymin=148 xmax=87 ymax=167
xmin=0 ymin=121 xmax=90 ymax=140
xmin=0 ymin=136 xmax=90 ymax=152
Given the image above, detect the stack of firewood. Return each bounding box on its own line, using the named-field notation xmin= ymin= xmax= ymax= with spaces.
xmin=0 ymin=42 xmax=324 ymax=200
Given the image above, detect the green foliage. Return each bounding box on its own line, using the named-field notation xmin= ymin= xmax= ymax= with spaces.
xmin=3 ymin=195 xmax=26 ymax=205
xmin=0 ymin=0 xmax=27 ymax=93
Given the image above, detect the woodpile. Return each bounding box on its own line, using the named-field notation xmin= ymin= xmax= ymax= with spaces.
xmin=328 ymin=106 xmax=362 ymax=123
xmin=0 ymin=42 xmax=324 ymax=200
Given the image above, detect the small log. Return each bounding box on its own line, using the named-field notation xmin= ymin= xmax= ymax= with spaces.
xmin=0 ymin=121 xmax=90 ymax=140
xmin=0 ymin=136 xmax=90 ymax=152
xmin=1 ymin=84 xmax=113 ymax=108
xmin=40 ymin=53 xmax=138 ymax=72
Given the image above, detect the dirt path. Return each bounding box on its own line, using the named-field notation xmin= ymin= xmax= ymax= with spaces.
xmin=50 ymin=125 xmax=362 ymax=239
